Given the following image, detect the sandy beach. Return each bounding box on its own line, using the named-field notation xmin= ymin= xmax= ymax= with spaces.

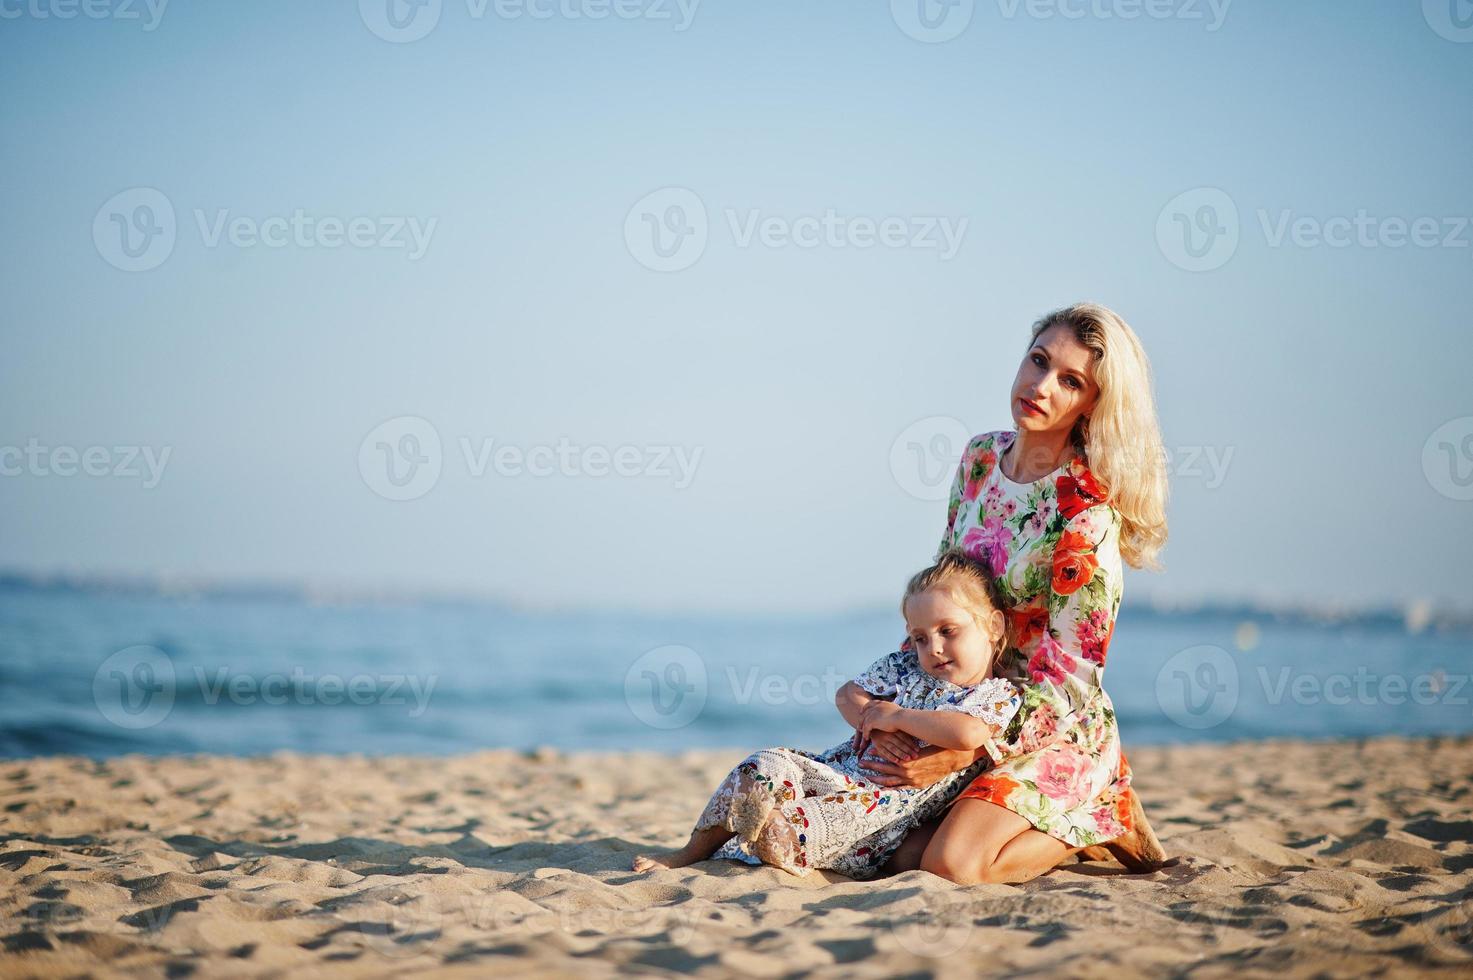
xmin=1 ymin=736 xmax=1470 ymax=977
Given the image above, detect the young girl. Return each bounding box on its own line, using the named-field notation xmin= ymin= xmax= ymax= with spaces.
xmin=631 ymin=548 xmax=1022 ymax=879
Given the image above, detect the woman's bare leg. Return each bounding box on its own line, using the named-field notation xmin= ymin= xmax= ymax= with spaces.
xmin=919 ymin=799 xmax=1078 ymax=885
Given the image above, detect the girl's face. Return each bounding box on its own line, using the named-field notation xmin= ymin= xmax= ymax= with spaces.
xmin=904 ymin=587 xmax=1005 ymax=688
xmin=1010 ymin=323 xmax=1100 ymax=439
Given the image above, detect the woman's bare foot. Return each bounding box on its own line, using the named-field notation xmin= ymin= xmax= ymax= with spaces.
xmin=630 ymin=826 xmax=735 ymax=873
xmin=1102 ymin=791 xmax=1169 ymax=872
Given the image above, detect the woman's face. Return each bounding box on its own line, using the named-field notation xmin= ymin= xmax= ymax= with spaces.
xmin=1010 ymin=323 xmax=1100 ymax=439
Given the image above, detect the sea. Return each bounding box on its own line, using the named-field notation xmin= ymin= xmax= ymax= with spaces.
xmin=1 ymin=582 xmax=1470 ymax=758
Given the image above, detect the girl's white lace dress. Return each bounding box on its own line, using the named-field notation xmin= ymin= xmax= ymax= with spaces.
xmin=704 ymin=649 xmax=1021 ymax=878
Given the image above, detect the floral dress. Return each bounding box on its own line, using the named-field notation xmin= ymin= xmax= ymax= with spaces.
xmin=705 ymin=650 xmax=1021 ymax=878
xmin=914 ymin=429 xmax=1136 ymax=848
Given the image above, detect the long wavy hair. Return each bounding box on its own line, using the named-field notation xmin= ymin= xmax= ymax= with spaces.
xmin=1031 ymin=302 xmax=1169 ymax=571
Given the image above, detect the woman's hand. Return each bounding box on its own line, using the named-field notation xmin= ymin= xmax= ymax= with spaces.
xmin=858 ymin=744 xmax=984 ymax=790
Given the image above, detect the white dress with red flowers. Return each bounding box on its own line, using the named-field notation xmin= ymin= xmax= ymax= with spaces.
xmin=916 ymin=429 xmax=1136 ymax=848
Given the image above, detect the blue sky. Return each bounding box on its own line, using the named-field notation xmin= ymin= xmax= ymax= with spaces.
xmin=2 ymin=0 xmax=1471 ymax=614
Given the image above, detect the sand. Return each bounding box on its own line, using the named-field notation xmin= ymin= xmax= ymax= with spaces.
xmin=1 ymin=736 xmax=1470 ymax=978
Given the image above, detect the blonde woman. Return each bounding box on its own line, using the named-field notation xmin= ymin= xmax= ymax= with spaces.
xmin=858 ymin=302 xmax=1171 ymax=883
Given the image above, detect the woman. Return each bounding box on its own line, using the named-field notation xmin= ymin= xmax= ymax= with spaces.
xmin=857 ymin=302 xmax=1170 ymax=883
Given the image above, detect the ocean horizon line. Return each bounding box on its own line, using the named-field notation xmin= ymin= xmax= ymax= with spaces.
xmin=2 ymin=567 xmax=1469 ymax=635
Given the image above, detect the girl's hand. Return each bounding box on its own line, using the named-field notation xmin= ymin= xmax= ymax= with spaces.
xmin=866 ymin=730 xmax=922 ymax=764
xmin=858 ymin=699 xmax=900 ymax=739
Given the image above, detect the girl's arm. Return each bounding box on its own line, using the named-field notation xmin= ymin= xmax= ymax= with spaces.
xmin=834 ymin=679 xmax=878 ymax=731
xmin=859 ymin=700 xmax=990 ymax=752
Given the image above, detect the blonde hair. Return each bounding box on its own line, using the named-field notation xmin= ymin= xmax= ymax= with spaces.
xmin=901 ymin=548 xmax=1008 ymax=674
xmin=1030 ymin=302 xmax=1169 ymax=570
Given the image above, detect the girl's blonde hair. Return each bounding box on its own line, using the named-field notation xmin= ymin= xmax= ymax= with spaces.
xmin=1030 ymin=302 xmax=1169 ymax=571
xmin=902 ymin=548 xmax=1009 ymax=674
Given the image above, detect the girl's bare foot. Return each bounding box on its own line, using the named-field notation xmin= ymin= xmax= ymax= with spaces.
xmin=631 ymin=848 xmax=700 ymax=872
xmin=630 ymin=826 xmax=735 ymax=873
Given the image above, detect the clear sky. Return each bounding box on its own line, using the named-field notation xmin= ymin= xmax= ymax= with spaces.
xmin=2 ymin=0 xmax=1470 ymax=615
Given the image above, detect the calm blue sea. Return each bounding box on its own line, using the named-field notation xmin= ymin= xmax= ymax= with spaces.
xmin=1 ymin=586 xmax=1470 ymax=758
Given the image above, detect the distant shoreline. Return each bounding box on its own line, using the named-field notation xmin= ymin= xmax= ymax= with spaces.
xmin=3 ymin=569 xmax=1469 ymax=635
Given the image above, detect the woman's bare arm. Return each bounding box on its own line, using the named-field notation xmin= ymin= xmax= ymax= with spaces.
xmin=857 ymin=741 xmax=987 ymax=789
